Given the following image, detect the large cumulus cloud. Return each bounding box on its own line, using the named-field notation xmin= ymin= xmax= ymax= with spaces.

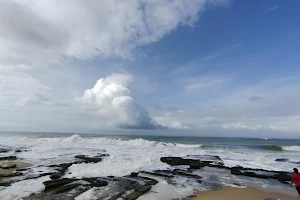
xmin=80 ymin=73 xmax=161 ymax=129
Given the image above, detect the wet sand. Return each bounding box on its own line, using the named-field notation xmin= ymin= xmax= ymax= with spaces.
xmin=191 ymin=186 xmax=299 ymax=200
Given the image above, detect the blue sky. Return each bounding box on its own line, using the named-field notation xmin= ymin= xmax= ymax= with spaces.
xmin=0 ymin=0 xmax=300 ymax=138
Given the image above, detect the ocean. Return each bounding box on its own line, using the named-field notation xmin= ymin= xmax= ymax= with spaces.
xmin=0 ymin=132 xmax=299 ymax=199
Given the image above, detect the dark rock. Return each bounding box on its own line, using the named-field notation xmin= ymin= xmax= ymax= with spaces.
xmin=274 ymin=172 xmax=291 ymax=183
xmin=37 ymin=172 xmax=54 ymax=177
xmin=0 ymin=148 xmax=9 ymax=153
xmin=231 ymin=166 xmax=244 ymax=171
xmin=0 ymin=171 xmax=23 ymax=178
xmin=15 ymin=150 xmax=22 ymax=153
xmin=292 ymin=161 xmax=300 ymax=164
xmin=186 ymin=155 xmax=223 ymax=162
xmin=0 ymin=181 xmax=12 ymax=186
xmin=48 ymin=163 xmax=74 ymax=179
xmin=244 ymin=171 xmax=269 ymax=179
xmin=171 ymin=169 xmax=202 ymax=179
xmin=83 ymin=178 xmax=108 ymax=187
xmin=75 ymin=154 xmax=108 ymax=163
xmin=231 ymin=169 xmax=243 ymax=176
xmin=275 ymin=158 xmax=289 ymax=162
xmin=189 ymin=162 xmax=208 ymax=169
xmin=50 ymin=172 xmax=62 ymax=179
xmin=197 ymin=179 xmax=203 ymax=184
xmin=138 ymin=176 xmax=159 ymax=185
xmin=161 ymin=156 xmax=224 ymax=170
xmin=129 ymin=172 xmax=139 ymax=177
xmin=49 ymin=182 xmax=82 ymax=195
xmin=161 ymin=157 xmax=200 ymax=166
xmin=125 ymin=185 xmax=152 ymax=200
xmin=44 ymin=178 xmax=78 ymax=191
xmin=0 ymin=156 xmax=17 ymax=160
xmin=141 ymin=171 xmax=174 ymax=178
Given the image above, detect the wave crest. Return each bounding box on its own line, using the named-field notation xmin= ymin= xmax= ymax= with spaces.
xmin=259 ymin=145 xmax=283 ymax=151
xmin=282 ymin=146 xmax=300 ymax=152
xmin=61 ymin=134 xmax=201 ymax=148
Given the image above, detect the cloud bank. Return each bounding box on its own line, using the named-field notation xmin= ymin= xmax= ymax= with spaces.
xmin=0 ymin=0 xmax=230 ymax=131
xmin=0 ymin=0 xmax=229 ymax=63
xmin=80 ymin=73 xmax=161 ymax=129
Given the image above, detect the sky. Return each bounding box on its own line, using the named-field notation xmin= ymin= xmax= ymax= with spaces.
xmin=0 ymin=0 xmax=300 ymax=138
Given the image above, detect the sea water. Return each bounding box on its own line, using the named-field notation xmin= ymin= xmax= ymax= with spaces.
xmin=0 ymin=132 xmax=299 ymax=199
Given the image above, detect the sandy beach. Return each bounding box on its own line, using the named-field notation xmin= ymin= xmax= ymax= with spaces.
xmin=192 ymin=187 xmax=299 ymax=200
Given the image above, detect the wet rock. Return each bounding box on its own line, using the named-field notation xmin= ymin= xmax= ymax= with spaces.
xmin=141 ymin=171 xmax=174 ymax=178
xmin=24 ymin=174 xmax=157 ymax=200
xmin=75 ymin=154 xmax=108 ymax=163
xmin=161 ymin=157 xmax=199 ymax=166
xmin=82 ymin=177 xmax=108 ymax=187
xmin=48 ymin=163 xmax=74 ymax=179
xmin=44 ymin=178 xmax=79 ymax=191
xmin=243 ymin=171 xmax=269 ymax=179
xmin=275 ymin=158 xmax=289 ymax=162
xmin=15 ymin=149 xmax=30 ymax=153
xmin=0 ymin=156 xmax=17 ymax=160
xmin=171 ymin=169 xmax=202 ymax=179
xmin=230 ymin=166 xmax=292 ymax=184
xmin=186 ymin=155 xmax=223 ymax=162
xmin=0 ymin=181 xmax=11 ymax=186
xmin=231 ymin=169 xmax=243 ymax=176
xmin=90 ymin=177 xmax=157 ymax=200
xmin=161 ymin=155 xmax=224 ymax=169
xmin=137 ymin=176 xmax=159 ymax=185
xmin=189 ymin=162 xmax=209 ymax=169
xmin=50 ymin=172 xmax=62 ymax=179
xmin=24 ymin=184 xmax=90 ymax=200
xmin=129 ymin=172 xmax=139 ymax=177
xmin=125 ymin=185 xmax=152 ymax=200
xmin=274 ymin=172 xmax=291 ymax=183
xmin=49 ymin=181 xmax=83 ymax=195
xmin=0 ymin=171 xmax=23 ymax=178
xmin=0 ymin=148 xmax=9 ymax=153
xmin=0 ymin=163 xmax=17 ymax=169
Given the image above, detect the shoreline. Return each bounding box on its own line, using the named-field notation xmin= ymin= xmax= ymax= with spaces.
xmin=191 ymin=186 xmax=299 ymax=200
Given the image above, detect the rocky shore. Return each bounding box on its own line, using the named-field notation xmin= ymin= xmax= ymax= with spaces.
xmin=0 ymin=147 xmax=297 ymax=199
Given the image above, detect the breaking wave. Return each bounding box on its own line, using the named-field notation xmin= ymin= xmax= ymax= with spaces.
xmin=257 ymin=145 xmax=300 ymax=152
xmin=60 ymin=134 xmax=202 ymax=148
xmin=282 ymin=146 xmax=300 ymax=152
xmin=258 ymin=145 xmax=283 ymax=151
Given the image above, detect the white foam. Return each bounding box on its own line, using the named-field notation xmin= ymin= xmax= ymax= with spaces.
xmin=282 ymin=146 xmax=300 ymax=151
xmin=137 ymin=179 xmax=199 ymax=200
xmin=75 ymin=187 xmax=98 ymax=200
xmin=0 ymin=176 xmax=50 ymax=200
xmin=0 ymin=134 xmax=299 ymax=199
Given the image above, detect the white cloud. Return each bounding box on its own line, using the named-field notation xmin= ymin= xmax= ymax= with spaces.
xmin=0 ymin=0 xmax=235 ymax=132
xmin=154 ymin=112 xmax=188 ymax=129
xmin=80 ymin=73 xmax=161 ymax=129
xmin=184 ymin=76 xmax=228 ymax=91
xmin=261 ymin=5 xmax=279 ymax=15
xmin=0 ymin=64 xmax=51 ymax=107
xmin=0 ymin=0 xmax=229 ymax=63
